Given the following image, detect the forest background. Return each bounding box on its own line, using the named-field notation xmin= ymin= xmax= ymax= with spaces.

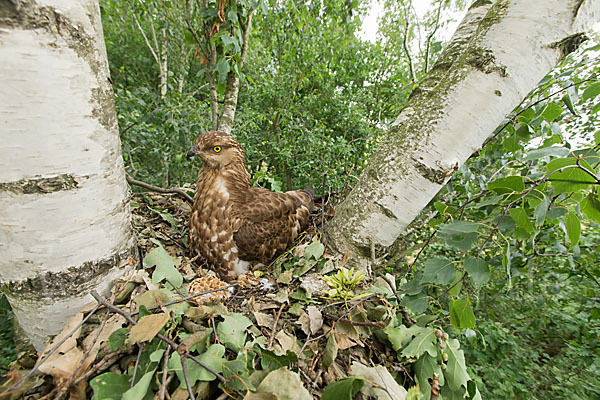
xmin=1 ymin=0 xmax=600 ymax=399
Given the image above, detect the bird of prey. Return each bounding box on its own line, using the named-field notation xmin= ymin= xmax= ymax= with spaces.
xmin=187 ymin=131 xmax=314 ymax=281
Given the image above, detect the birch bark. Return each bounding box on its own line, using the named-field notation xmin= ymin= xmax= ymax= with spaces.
xmin=0 ymin=0 xmax=137 ymax=349
xmin=325 ymin=0 xmax=600 ymax=268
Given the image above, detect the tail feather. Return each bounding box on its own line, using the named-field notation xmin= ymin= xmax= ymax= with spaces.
xmin=286 ymin=186 xmax=315 ymax=212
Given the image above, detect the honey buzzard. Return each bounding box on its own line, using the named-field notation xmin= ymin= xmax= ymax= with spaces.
xmin=187 ymin=131 xmax=314 ymax=281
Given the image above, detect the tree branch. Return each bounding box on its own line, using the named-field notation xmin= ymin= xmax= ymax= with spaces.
xmin=126 ymin=174 xmax=194 ymax=204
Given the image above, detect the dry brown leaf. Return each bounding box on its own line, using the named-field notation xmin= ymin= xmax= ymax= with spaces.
xmin=127 ymin=313 xmax=170 ymax=344
xmin=334 ymin=330 xmax=358 ymax=350
xmin=307 ymin=306 xmax=323 ymax=335
xmin=275 ymin=330 xmax=299 ymax=354
xmin=253 ymin=311 xmax=274 ymax=328
xmin=349 ymin=361 xmax=408 ymax=400
xmin=133 ymin=289 xmax=171 ymax=309
xmin=296 ymin=312 xmax=310 ymax=335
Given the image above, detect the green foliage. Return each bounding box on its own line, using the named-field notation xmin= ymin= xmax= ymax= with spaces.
xmin=322 ymin=267 xmax=367 ymax=300
xmin=0 ymin=294 xmax=16 ymax=369
xmin=397 ymin=36 xmax=600 ymax=399
xmin=321 ymin=376 xmax=365 ymax=400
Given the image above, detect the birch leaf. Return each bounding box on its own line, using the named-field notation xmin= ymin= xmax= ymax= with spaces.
xmin=127 ymin=312 xmax=169 ymax=344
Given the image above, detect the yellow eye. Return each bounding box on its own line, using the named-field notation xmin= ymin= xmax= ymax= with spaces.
xmin=213 ymin=146 xmax=221 ymax=153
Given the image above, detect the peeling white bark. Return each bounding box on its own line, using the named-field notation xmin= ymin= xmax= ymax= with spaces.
xmin=326 ymin=0 xmax=600 ymax=265
xmin=0 ymin=0 xmax=136 ymax=349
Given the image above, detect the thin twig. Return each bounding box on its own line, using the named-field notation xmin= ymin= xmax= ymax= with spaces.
xmin=180 ymin=355 xmax=196 ymax=400
xmin=323 ymin=312 xmax=386 ymax=328
xmin=71 ymin=350 xmax=125 ymax=386
xmin=126 ymin=174 xmax=194 ymax=204
xmin=131 ymin=284 xmax=237 ymax=316
xmin=131 ymin=344 xmax=144 ymax=388
xmin=267 ymin=303 xmax=285 ymax=349
xmin=158 ymin=346 xmax=171 ymax=400
xmin=369 ymin=359 xmax=395 ymax=400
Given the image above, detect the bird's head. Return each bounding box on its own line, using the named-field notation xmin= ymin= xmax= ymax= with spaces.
xmin=187 ymin=131 xmax=245 ymax=168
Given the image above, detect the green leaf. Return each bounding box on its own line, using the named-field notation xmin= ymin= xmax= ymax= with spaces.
xmin=422 ymin=257 xmax=456 ymax=285
xmin=502 ymin=133 xmax=521 ymax=152
xmin=434 ymin=201 xmax=457 ymax=215
xmin=322 ymin=333 xmax=338 ymax=369
xmin=91 ymin=372 xmax=130 ymax=400
xmin=144 ymin=240 xmax=183 ymax=288
xmin=534 ymin=195 xmax=550 ymax=226
xmin=169 ymin=344 xmax=226 ymax=386
xmin=414 ymin=353 xmax=444 ymax=397
xmin=515 ymin=124 xmax=531 ymax=140
xmin=217 ymin=313 xmax=253 ymax=351
xmin=222 ymin=358 xmax=255 ymax=391
xmin=108 ymin=328 xmax=128 ymax=351
xmin=542 ymin=102 xmax=563 ymax=122
xmin=463 ymin=258 xmax=490 ymax=287
xmin=509 ymin=208 xmax=535 ymax=234
xmin=581 ymin=193 xmax=600 ymax=223
xmin=122 ymin=367 xmax=157 ymax=400
xmin=382 ymin=324 xmax=413 ymax=351
xmin=221 ymin=34 xmax=240 ymax=52
xmin=449 ymin=299 xmax=476 ymax=330
xmin=448 ymin=271 xmax=463 ymax=297
xmin=445 ymin=339 xmax=470 ymax=392
xmin=546 ymin=157 xmax=596 ymax=193
xmin=524 ymin=146 xmax=570 ymax=160
xmin=438 ymin=221 xmax=480 ymax=234
xmin=562 ymin=93 xmax=577 ymax=115
xmin=304 ymin=240 xmax=325 ymax=260
xmin=565 ymin=212 xmax=581 ymax=249
xmin=401 ymin=293 xmax=429 ymax=313
xmin=439 ymin=231 xmax=479 ymax=252
xmin=216 ymin=58 xmax=230 ymax=81
xmin=260 ymin=349 xmax=296 ymax=372
xmin=322 ymin=376 xmax=365 ymax=400
xmin=400 ymin=327 xmax=437 ymax=359
xmin=583 ymin=81 xmax=600 ymax=101
xmin=488 ymin=176 xmax=525 ymax=194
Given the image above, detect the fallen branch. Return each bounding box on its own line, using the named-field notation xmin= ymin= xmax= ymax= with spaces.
xmin=323 ymin=312 xmax=386 ymax=329
xmin=126 ymin=174 xmax=194 ymax=204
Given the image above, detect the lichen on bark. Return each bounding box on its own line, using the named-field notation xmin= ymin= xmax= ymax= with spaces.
xmin=0 ymin=174 xmax=80 ymax=194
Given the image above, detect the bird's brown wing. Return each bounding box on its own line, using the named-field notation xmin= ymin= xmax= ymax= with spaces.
xmin=232 ymin=188 xmax=310 ymax=262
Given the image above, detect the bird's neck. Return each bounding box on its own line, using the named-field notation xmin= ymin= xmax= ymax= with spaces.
xmin=197 ymin=161 xmax=251 ymax=195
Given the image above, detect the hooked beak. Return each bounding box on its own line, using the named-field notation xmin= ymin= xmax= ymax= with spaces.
xmin=187 ymin=144 xmax=199 ymax=159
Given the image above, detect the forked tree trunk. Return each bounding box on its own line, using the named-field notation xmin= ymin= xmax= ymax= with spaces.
xmin=0 ymin=0 xmax=137 ymax=349
xmin=325 ymin=0 xmax=600 ymax=268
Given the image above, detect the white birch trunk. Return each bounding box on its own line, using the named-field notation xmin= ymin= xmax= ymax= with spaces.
xmin=160 ymin=25 xmax=168 ymax=98
xmin=325 ymin=0 xmax=600 ymax=267
xmin=0 ymin=0 xmax=137 ymax=349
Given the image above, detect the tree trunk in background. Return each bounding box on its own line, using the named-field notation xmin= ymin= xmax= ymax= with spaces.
xmin=325 ymin=0 xmax=600 ymax=269
xmin=217 ymin=9 xmax=254 ymax=134
xmin=160 ymin=25 xmax=168 ymax=98
xmin=0 ymin=0 xmax=137 ymax=350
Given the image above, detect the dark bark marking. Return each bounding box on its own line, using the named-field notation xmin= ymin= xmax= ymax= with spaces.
xmin=550 ymin=33 xmax=588 ymax=60
xmin=412 ymin=157 xmax=458 ymax=185
xmin=0 ymin=174 xmax=81 ymax=194
xmin=1 ymin=243 xmax=138 ymax=298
